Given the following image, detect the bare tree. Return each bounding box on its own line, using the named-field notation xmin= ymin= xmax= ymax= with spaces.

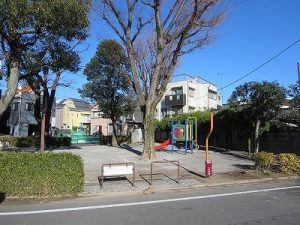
xmin=98 ymin=0 xmax=225 ymax=159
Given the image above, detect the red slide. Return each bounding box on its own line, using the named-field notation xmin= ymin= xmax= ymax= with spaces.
xmin=154 ymin=138 xmax=171 ymax=150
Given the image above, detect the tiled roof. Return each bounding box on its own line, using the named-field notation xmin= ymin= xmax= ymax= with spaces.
xmin=56 ymin=99 xmax=67 ymax=109
xmin=69 ymin=98 xmax=91 ymax=111
xmin=56 ymin=98 xmax=91 ymax=111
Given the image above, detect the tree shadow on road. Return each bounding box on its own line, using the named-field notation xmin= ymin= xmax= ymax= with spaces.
xmin=121 ymin=144 xmax=142 ymax=156
xmin=0 ymin=192 xmax=5 ymax=204
xmin=232 ymin=164 xmax=254 ymax=170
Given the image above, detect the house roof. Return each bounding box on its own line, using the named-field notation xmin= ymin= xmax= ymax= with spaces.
xmin=56 ymin=98 xmax=91 ymax=111
xmin=56 ymin=99 xmax=66 ymax=108
xmin=70 ymin=98 xmax=91 ymax=111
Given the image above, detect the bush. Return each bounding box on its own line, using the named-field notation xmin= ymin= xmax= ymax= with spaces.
xmin=0 ymin=136 xmax=71 ymax=148
xmin=253 ymin=151 xmax=274 ymax=171
xmin=117 ymin=135 xmax=131 ymax=144
xmin=99 ymin=135 xmax=130 ymax=145
xmin=0 ymin=135 xmax=20 ymax=147
xmin=47 ymin=136 xmax=71 ymax=148
xmin=278 ymin=153 xmax=300 ymax=174
xmin=0 ymin=152 xmax=84 ymax=198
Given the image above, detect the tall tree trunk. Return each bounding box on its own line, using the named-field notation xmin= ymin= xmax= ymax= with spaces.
xmin=111 ymin=118 xmax=119 ymax=146
xmin=141 ymin=103 xmax=156 ymax=160
xmin=0 ymin=62 xmax=19 ymax=116
xmin=254 ymin=119 xmax=261 ymax=153
xmin=248 ymin=137 xmax=251 ymax=156
xmin=45 ymin=89 xmax=56 ymax=137
xmin=40 ymin=68 xmax=48 ymax=151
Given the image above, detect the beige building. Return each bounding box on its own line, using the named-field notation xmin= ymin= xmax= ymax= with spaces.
xmin=90 ymin=105 xmax=111 ymax=135
xmin=156 ymin=77 xmax=221 ymax=120
xmin=55 ymin=98 xmax=91 ymax=132
xmin=90 ymin=105 xmax=143 ymax=136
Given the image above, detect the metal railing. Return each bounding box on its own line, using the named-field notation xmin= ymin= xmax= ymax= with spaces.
xmin=150 ymin=160 xmax=180 ymax=185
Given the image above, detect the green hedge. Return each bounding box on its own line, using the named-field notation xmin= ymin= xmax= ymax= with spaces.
xmin=0 ymin=152 xmax=84 ymax=198
xmin=0 ymin=136 xmax=71 ymax=148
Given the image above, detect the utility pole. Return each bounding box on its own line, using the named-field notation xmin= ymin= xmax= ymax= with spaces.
xmin=217 ymin=73 xmax=223 ymax=105
xmin=297 ymin=62 xmax=300 ymax=84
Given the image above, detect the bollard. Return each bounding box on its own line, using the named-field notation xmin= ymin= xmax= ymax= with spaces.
xmin=205 ymin=160 xmax=212 ymax=177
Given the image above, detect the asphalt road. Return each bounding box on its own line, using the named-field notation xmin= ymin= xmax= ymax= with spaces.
xmin=1 ymin=180 xmax=300 ymax=225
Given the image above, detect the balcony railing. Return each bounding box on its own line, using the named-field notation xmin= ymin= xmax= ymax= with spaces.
xmin=164 ymin=94 xmax=186 ymax=107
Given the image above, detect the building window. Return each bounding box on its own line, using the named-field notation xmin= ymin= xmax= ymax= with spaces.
xmin=93 ymin=111 xmax=103 ymax=118
xmin=189 ymin=87 xmax=195 ymax=97
xmin=208 ymin=90 xmax=217 ymax=100
xmin=25 ymin=102 xmax=33 ymax=111
xmin=11 ymin=102 xmax=19 ymax=111
xmin=172 ymin=87 xmax=183 ymax=95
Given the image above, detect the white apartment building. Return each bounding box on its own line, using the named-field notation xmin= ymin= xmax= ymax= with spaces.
xmin=156 ymin=77 xmax=221 ymax=120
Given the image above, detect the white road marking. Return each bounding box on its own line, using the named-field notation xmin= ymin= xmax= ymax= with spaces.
xmin=1 ymin=185 xmax=300 ymax=216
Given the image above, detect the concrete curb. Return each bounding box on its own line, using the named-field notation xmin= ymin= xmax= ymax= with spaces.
xmin=78 ymin=175 xmax=300 ymax=198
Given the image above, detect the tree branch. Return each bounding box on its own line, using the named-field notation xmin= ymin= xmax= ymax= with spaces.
xmin=103 ymin=0 xmax=127 ymax=32
xmin=102 ymin=15 xmax=126 ymax=43
xmin=163 ymin=0 xmax=186 ymax=36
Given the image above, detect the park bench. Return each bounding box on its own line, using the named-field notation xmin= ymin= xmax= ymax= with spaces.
xmin=99 ymin=162 xmax=135 ymax=188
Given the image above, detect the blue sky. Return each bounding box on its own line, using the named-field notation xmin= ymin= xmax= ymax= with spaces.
xmin=56 ymin=0 xmax=300 ymax=103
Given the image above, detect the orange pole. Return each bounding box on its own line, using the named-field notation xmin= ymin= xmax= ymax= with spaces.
xmin=205 ymin=112 xmax=214 ymax=160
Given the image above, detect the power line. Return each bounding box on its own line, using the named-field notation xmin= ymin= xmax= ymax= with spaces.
xmin=219 ymin=38 xmax=300 ymax=91
xmin=175 ymin=38 xmax=300 ymax=104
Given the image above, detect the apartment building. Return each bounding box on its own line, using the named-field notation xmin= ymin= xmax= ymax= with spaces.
xmin=156 ymin=77 xmax=221 ymax=120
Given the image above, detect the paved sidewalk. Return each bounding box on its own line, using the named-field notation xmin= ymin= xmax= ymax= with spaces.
xmin=54 ymin=144 xmax=256 ymax=195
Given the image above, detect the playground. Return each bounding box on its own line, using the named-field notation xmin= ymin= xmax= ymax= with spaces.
xmin=154 ymin=114 xmax=214 ymax=176
xmin=154 ymin=116 xmax=200 ymax=153
xmin=52 ymin=113 xmax=255 ymax=193
xmin=54 ymin=143 xmax=254 ymax=193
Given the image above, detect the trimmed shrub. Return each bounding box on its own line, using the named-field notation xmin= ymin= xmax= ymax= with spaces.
xmin=0 ymin=136 xmax=71 ymax=148
xmin=0 ymin=152 xmax=84 ymax=198
xmin=99 ymin=135 xmax=111 ymax=145
xmin=278 ymin=153 xmax=300 ymax=174
xmin=48 ymin=136 xmax=71 ymax=148
xmin=0 ymin=135 xmax=19 ymax=147
xmin=253 ymin=151 xmax=274 ymax=171
xmin=99 ymin=135 xmax=130 ymax=145
xmin=117 ymin=135 xmax=131 ymax=144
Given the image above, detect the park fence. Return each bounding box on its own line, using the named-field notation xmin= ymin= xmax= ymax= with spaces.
xmin=155 ymin=129 xmax=300 ymax=155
